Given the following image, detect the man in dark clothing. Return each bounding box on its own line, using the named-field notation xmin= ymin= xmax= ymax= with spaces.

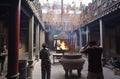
xmin=0 ymin=44 xmax=8 ymax=76
xmin=39 ymin=43 xmax=51 ymax=79
xmin=81 ymin=41 xmax=104 ymax=79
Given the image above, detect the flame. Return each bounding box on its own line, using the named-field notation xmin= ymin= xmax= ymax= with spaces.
xmin=57 ymin=41 xmax=68 ymax=50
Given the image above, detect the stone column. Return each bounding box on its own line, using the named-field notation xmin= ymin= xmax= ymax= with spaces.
xmin=80 ymin=28 xmax=82 ymax=49
xmin=35 ymin=24 xmax=39 ymax=58
xmin=28 ymin=15 xmax=34 ymax=66
xmin=42 ymin=30 xmax=44 ymax=44
xmin=86 ymin=26 xmax=89 ymax=43
xmin=99 ymin=19 xmax=107 ymax=59
xmin=6 ymin=0 xmax=21 ymax=79
xmin=42 ymin=30 xmax=45 ymax=43
xmin=39 ymin=29 xmax=43 ymax=50
xmin=99 ymin=19 xmax=103 ymax=47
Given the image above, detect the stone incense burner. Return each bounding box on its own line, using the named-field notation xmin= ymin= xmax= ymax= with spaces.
xmin=59 ymin=53 xmax=85 ymax=77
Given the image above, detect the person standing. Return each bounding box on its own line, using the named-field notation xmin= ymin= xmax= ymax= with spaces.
xmin=0 ymin=44 xmax=8 ymax=76
xmin=81 ymin=41 xmax=104 ymax=79
xmin=39 ymin=43 xmax=51 ymax=79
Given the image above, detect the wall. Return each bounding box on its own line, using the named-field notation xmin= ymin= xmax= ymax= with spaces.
xmin=19 ymin=30 xmax=28 ymax=60
xmin=0 ymin=21 xmax=8 ymax=45
xmin=104 ymin=25 xmax=120 ymax=59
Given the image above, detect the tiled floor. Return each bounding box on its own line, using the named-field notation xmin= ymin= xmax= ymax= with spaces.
xmin=32 ymin=51 xmax=120 ymax=79
xmin=0 ymin=51 xmax=120 ymax=79
xmin=32 ymin=59 xmax=120 ymax=79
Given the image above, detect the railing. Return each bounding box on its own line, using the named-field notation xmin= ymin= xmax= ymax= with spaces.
xmin=32 ymin=0 xmax=43 ymax=20
xmin=27 ymin=0 xmax=43 ymax=22
xmin=81 ymin=0 xmax=120 ymax=26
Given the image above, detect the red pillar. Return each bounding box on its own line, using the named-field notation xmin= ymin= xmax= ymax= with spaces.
xmin=6 ymin=0 xmax=21 ymax=79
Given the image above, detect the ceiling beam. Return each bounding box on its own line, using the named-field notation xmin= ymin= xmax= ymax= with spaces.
xmin=21 ymin=7 xmax=31 ymax=18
